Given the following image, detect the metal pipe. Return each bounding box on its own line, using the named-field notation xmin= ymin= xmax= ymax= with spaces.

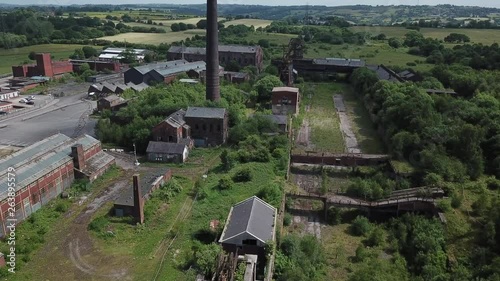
xmin=206 ymin=0 xmax=220 ymax=101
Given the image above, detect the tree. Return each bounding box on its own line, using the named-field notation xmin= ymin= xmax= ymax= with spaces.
xmin=82 ymin=46 xmax=98 ymax=58
xmin=258 ymin=39 xmax=270 ymax=48
xmin=218 ymin=177 xmax=233 ymax=190
xmin=194 ymin=243 xmax=222 ymax=278
xmin=170 ymin=23 xmax=180 ymax=32
xmin=350 ymin=216 xmax=372 ymax=236
xmin=220 ymin=149 xmax=234 ymax=171
xmin=28 ymin=51 xmax=36 ymax=60
xmin=178 ymin=22 xmax=187 ymax=31
xmin=364 ymin=226 xmax=385 ymax=247
xmin=253 ymin=75 xmax=283 ymax=102
xmin=70 ymin=48 xmax=85 ymax=59
xmin=196 ymin=19 xmax=207 ymax=29
xmin=233 ymin=168 xmax=252 ymax=182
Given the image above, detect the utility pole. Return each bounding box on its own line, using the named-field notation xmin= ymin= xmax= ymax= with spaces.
xmin=133 ymin=143 xmax=140 ymax=166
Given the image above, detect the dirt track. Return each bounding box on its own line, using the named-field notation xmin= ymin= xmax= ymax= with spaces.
xmin=333 ymin=94 xmax=361 ymax=154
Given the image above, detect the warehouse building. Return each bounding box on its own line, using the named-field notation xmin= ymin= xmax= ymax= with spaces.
xmin=124 ymin=60 xmax=216 ymax=85
xmin=98 ymin=48 xmax=147 ymax=62
xmin=271 ymin=87 xmax=300 ymax=115
xmin=0 ymin=134 xmax=115 ymax=238
xmin=167 ymin=45 xmax=264 ymax=71
xmin=185 ymin=107 xmax=228 ymax=147
xmin=12 ymin=53 xmax=73 ymax=78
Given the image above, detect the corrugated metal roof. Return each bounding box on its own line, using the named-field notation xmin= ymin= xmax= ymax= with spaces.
xmin=153 ymin=61 xmax=206 ymax=77
xmin=0 ymin=134 xmax=101 ymax=201
xmin=185 ymin=107 xmax=226 ymax=119
xmin=168 ymin=45 xmax=261 ymax=54
xmin=219 ymin=196 xmax=276 ymax=244
xmin=314 ymin=58 xmax=366 ymax=67
xmin=272 ymin=86 xmax=299 ymax=93
xmin=131 ymin=60 xmax=188 ymax=75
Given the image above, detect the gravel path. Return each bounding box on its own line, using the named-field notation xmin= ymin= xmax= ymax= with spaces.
xmin=333 ymin=94 xmax=361 ymax=154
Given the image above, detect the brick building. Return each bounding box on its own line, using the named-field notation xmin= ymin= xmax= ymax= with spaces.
xmin=0 ymin=134 xmax=115 ymax=238
xmin=271 ymin=87 xmax=300 ymax=115
xmin=185 ymin=107 xmax=228 ymax=147
xmin=152 ymin=109 xmax=192 ymax=144
xmin=70 ymin=59 xmax=121 ymax=73
xmin=97 ymin=94 xmax=129 ymax=112
xmin=113 ymin=168 xmax=172 ymax=221
xmin=167 ymin=45 xmax=264 ymax=72
xmin=146 ymin=142 xmax=189 ymax=163
xmin=12 ymin=53 xmax=73 ymax=78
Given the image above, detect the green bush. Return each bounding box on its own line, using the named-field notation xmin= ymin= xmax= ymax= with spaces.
xmin=437 ymin=199 xmax=452 ymax=212
xmin=55 ymin=201 xmax=69 ymax=213
xmin=327 ymin=207 xmax=342 ymax=225
xmin=451 ymin=193 xmax=463 ymax=209
xmin=233 ymin=168 xmax=252 ymax=182
xmin=284 ymin=213 xmax=292 ymax=226
xmin=88 ymin=216 xmax=109 ymax=232
xmin=218 ymin=177 xmax=233 ymax=191
xmin=350 ymin=216 xmax=372 ymax=236
xmin=364 ymin=226 xmax=385 ymax=247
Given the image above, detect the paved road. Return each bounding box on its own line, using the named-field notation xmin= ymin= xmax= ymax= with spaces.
xmin=0 ymin=93 xmax=96 ymax=147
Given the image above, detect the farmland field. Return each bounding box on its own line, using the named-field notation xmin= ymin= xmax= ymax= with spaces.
xmin=153 ymin=17 xmax=224 ymax=27
xmin=97 ymin=30 xmax=206 ymax=45
xmin=0 ymin=44 xmax=94 ymax=75
xmin=224 ymin=19 xmax=272 ymax=29
xmin=350 ymin=26 xmax=500 ymax=45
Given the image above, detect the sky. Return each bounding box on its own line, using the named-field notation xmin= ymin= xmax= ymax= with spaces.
xmin=0 ymin=0 xmax=498 ymax=8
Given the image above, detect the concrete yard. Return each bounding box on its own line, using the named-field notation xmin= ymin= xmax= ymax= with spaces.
xmin=0 ymin=92 xmax=96 ymax=147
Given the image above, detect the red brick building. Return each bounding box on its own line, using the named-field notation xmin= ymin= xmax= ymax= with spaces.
xmin=271 ymin=86 xmax=300 ymax=115
xmin=152 ymin=109 xmax=191 ymax=144
xmin=0 ymin=134 xmax=115 ymax=238
xmin=113 ymin=168 xmax=172 ymax=219
xmin=12 ymin=53 xmax=73 ymax=78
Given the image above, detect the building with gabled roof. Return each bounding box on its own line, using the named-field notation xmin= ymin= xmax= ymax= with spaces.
xmin=152 ymin=109 xmax=192 ymax=147
xmin=146 ymin=141 xmax=189 ymax=163
xmin=271 ymin=86 xmax=300 ymax=115
xmin=97 ymin=94 xmax=128 ymax=112
xmin=219 ymin=196 xmax=277 ymax=256
xmin=0 ymin=133 xmax=115 ymax=238
xmin=185 ymin=107 xmax=228 ymax=146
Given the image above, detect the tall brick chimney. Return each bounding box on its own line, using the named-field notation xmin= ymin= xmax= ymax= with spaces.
xmin=71 ymin=144 xmax=85 ymax=171
xmin=132 ymin=174 xmax=144 ymax=224
xmin=205 ymin=0 xmax=220 ymax=102
xmin=35 ymin=53 xmax=54 ymax=77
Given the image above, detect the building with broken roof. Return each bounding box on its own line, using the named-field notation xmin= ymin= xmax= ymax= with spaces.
xmin=0 ymin=134 xmax=115 ymax=237
xmin=151 ymin=109 xmax=193 ymax=146
xmin=88 ymin=81 xmax=149 ymax=99
xmin=291 ymin=57 xmax=366 ymax=76
xmin=113 ymin=168 xmax=172 ymax=221
xmin=219 ymin=196 xmax=277 ymax=256
xmin=97 ymin=94 xmax=129 ymax=112
xmin=167 ymin=45 xmax=264 ymax=71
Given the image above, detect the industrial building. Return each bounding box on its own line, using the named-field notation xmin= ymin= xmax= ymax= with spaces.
xmin=0 ymin=134 xmax=115 ymax=238
xmin=271 ymin=87 xmax=300 ymax=115
xmin=185 ymin=107 xmax=228 ymax=146
xmin=97 ymin=95 xmax=129 ymax=112
xmin=88 ymin=81 xmax=149 ymax=99
xmin=98 ymin=48 xmax=147 ymax=62
xmin=146 ymin=142 xmax=189 ymax=163
xmin=167 ymin=45 xmax=264 ymax=71
xmin=12 ymin=53 xmax=73 ymax=78
xmin=152 ymin=109 xmax=193 ymax=146
xmin=70 ymin=59 xmax=121 ymax=73
xmin=219 ymin=196 xmax=277 ymax=257
xmin=113 ymin=168 xmax=172 ymax=223
xmin=124 ymin=60 xmax=219 ymax=85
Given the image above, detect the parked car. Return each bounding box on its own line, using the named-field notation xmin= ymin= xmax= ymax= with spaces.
xmin=19 ymin=98 xmax=27 ymax=103
xmin=29 ymin=95 xmax=36 ymax=100
xmin=26 ymin=101 xmax=35 ymax=105
xmin=0 ymin=111 xmax=8 ymax=115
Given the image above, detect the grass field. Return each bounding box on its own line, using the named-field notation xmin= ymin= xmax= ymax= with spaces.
xmin=303 ymin=83 xmax=346 ymax=153
xmin=97 ymin=30 xmax=206 ymax=45
xmin=350 ymin=26 xmax=500 ymax=45
xmin=341 ymin=84 xmax=385 ymax=154
xmin=0 ymin=44 xmax=92 ymax=75
xmin=224 ymin=19 xmax=272 ymax=29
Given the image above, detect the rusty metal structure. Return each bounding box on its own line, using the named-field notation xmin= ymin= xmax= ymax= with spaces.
xmin=206 ymin=0 xmax=221 ymax=101
xmin=272 ymin=38 xmax=305 ymax=86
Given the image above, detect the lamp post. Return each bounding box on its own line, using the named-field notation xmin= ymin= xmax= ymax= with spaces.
xmin=133 ymin=143 xmax=140 ymax=166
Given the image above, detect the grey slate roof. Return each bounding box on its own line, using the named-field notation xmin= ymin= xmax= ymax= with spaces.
xmin=102 ymin=94 xmax=124 ymax=103
xmin=132 ymin=60 xmax=189 ymax=75
xmin=263 ymin=115 xmax=288 ymax=125
xmin=153 ymin=61 xmax=206 ymax=77
xmin=314 ymin=58 xmax=366 ymax=67
xmin=219 ymin=196 xmax=276 ymax=244
xmin=185 ymin=107 xmax=226 ymax=119
xmin=146 ymin=141 xmax=186 ymax=155
xmin=168 ymin=45 xmax=261 ymax=55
